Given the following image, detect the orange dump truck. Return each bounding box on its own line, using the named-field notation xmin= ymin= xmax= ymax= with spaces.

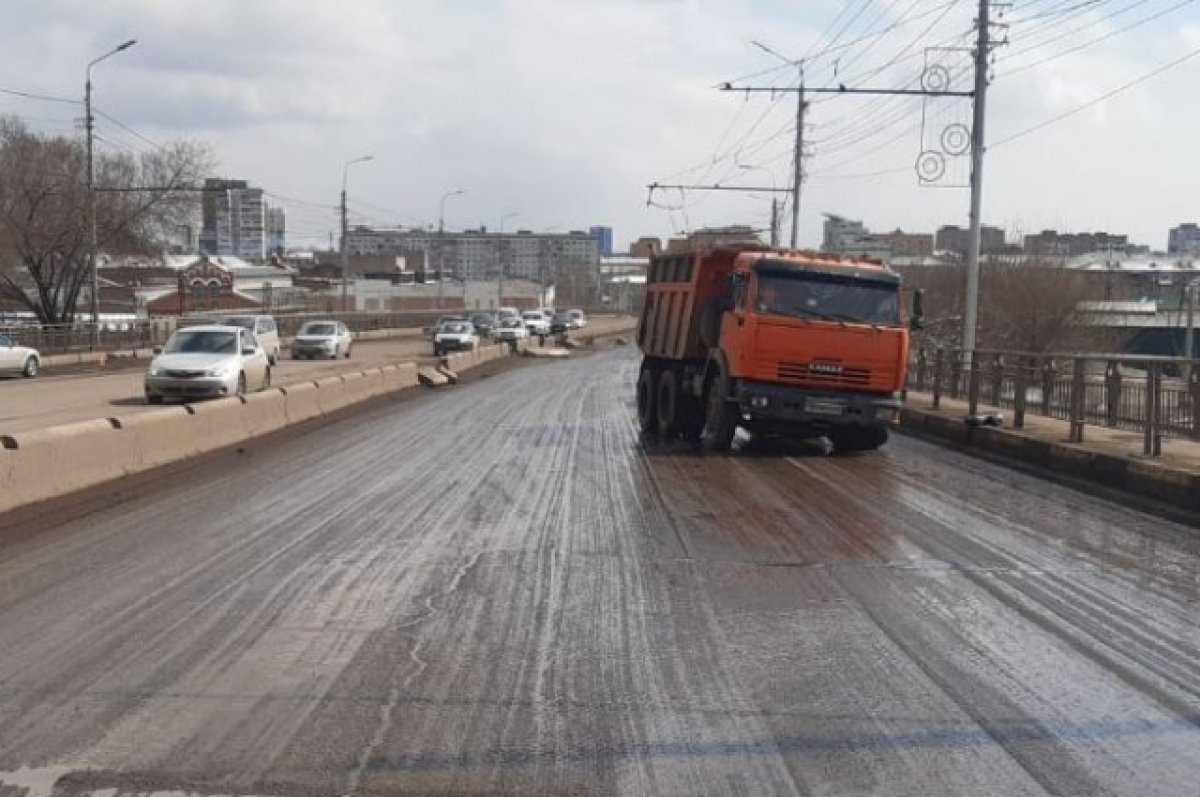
xmin=636 ymin=245 xmax=921 ymax=452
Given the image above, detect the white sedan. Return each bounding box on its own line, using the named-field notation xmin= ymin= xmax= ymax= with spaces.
xmin=145 ymin=325 xmax=271 ymax=404
xmin=292 ymin=320 xmax=353 ymax=360
xmin=522 ymin=310 xmax=551 ymax=336
xmin=493 ymin=316 xmax=529 ymax=342
xmin=433 ymin=321 xmax=480 ymax=355
xmin=0 ymin=332 xmax=40 ymax=378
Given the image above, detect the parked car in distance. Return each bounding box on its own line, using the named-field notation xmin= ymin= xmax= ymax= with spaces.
xmin=145 ymin=325 xmax=271 ymax=404
xmin=493 ymin=315 xmax=529 ymax=342
xmin=220 ymin=315 xmax=281 ymax=365
xmin=470 ymin=313 xmax=498 ymax=338
xmin=550 ymin=311 xmax=573 ymax=334
xmin=433 ymin=321 xmax=479 ymax=355
xmin=568 ymin=309 xmax=588 ymax=329
xmin=0 ymin=333 xmax=40 ymax=378
xmin=497 ymin=306 xmax=520 ymax=320
xmin=522 ymin=310 xmax=551 ymax=336
xmin=292 ymin=320 xmax=353 ymax=359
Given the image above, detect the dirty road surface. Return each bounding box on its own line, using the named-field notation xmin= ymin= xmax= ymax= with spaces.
xmin=2 ymin=346 xmax=1200 ymax=795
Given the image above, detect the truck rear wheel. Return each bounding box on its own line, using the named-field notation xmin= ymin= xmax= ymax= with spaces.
xmin=636 ymin=363 xmax=659 ymax=433
xmin=701 ymin=372 xmax=738 ymax=452
xmin=677 ymin=392 xmax=705 ymax=441
xmin=656 ymin=369 xmax=681 ymax=437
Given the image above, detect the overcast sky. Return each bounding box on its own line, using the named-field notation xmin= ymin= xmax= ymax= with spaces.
xmin=1 ymin=0 xmax=1197 ymax=251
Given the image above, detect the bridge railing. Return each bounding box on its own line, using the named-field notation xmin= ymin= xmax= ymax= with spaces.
xmin=0 ymin=320 xmax=176 ymax=356
xmin=909 ymin=348 xmax=1200 ymax=456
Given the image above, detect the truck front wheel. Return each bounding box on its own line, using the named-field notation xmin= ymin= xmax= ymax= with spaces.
xmin=636 ymin=364 xmax=659 ymax=433
xmin=701 ymin=373 xmax=738 ymax=452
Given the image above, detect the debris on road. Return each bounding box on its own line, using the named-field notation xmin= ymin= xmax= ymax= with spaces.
xmin=417 ymin=367 xmax=450 ymax=386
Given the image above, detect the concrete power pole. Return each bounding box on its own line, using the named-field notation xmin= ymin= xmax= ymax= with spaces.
xmin=86 ymin=73 xmax=97 ymax=345
xmin=963 ymin=0 xmax=992 ymax=354
xmin=790 ymin=83 xmax=806 ymax=250
xmin=770 ymin=198 xmax=780 ymax=248
xmin=339 ymin=187 xmax=348 ymax=311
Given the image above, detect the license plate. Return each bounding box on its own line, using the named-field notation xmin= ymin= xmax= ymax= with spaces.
xmin=805 ymin=399 xmax=844 ymax=416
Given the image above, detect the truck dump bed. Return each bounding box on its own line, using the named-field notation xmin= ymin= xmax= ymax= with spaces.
xmin=637 ymin=247 xmax=748 ymax=362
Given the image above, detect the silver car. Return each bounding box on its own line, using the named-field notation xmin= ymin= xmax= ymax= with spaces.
xmin=144 ymin=325 xmax=271 ymax=404
xmin=0 ymin=332 xmax=40 ymax=378
xmin=292 ymin=320 xmax=353 ymax=360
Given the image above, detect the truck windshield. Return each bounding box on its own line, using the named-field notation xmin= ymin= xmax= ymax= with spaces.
xmin=755 ymin=270 xmax=899 ymax=326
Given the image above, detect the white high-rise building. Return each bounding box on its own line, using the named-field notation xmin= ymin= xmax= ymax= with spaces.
xmin=200 ymin=178 xmax=267 ymax=261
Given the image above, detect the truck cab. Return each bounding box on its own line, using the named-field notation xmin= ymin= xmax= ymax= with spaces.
xmin=636 ymin=246 xmax=918 ymax=453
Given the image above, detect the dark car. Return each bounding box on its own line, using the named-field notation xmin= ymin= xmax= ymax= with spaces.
xmin=470 ymin=313 xmax=498 ymax=337
xmin=550 ymin=312 xmax=572 ymax=334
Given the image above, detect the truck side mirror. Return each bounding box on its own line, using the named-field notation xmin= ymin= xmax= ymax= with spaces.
xmin=910 ymin=288 xmax=925 ymax=330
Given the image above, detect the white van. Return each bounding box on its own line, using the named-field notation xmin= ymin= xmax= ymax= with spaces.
xmin=220 ymin=315 xmax=281 ymax=365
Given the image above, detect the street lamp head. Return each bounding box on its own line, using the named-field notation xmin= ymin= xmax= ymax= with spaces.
xmin=117 ymin=39 xmax=137 ymax=52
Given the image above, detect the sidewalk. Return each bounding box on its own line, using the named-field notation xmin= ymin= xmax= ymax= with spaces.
xmin=901 ymin=390 xmax=1200 ymax=521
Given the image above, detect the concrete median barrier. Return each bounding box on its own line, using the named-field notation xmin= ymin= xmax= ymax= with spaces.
xmin=381 ymin=362 xmax=419 ymax=391
xmin=235 ymin=389 xmax=290 ymax=438
xmin=108 ymin=407 xmax=198 ymax=470
xmin=0 ymin=419 xmax=123 ymax=513
xmin=182 ymin=397 xmax=254 ymax=452
xmin=0 ymin=318 xmax=591 ymax=514
xmin=280 ymin=381 xmax=325 ymax=424
xmin=313 ymin=375 xmax=353 ymax=415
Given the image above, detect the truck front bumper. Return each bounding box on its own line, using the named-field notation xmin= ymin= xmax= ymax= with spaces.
xmin=734 ymin=381 xmax=902 ymax=430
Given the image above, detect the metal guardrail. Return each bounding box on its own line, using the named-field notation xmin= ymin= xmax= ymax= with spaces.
xmin=908 ymin=348 xmax=1200 ymax=457
xmin=0 ymin=321 xmax=176 ymax=356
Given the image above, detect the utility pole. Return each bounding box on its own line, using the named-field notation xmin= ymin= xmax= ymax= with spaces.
xmin=769 ymin=198 xmax=779 ymax=248
xmin=1185 ymin=281 xmax=1197 ymax=385
xmin=86 ymin=39 xmax=136 ymax=349
xmin=437 ymin=189 xmax=466 ymax=311
xmin=497 ymin=241 xmax=506 ymax=311
xmin=963 ymin=0 xmax=992 ymax=355
xmin=86 ymin=73 xmax=96 ymax=344
xmin=436 ymin=215 xmax=445 ymax=310
xmin=340 ymin=155 xmax=373 ymax=312
xmin=339 ymin=186 xmax=348 ymax=311
xmin=790 ymin=83 xmax=806 ymax=249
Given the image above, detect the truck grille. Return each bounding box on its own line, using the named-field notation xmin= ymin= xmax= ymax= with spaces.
xmin=776 ymin=361 xmax=871 ymax=388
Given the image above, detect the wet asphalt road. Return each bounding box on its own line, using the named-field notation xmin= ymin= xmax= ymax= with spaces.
xmin=3 ymin=345 xmax=1200 ymax=796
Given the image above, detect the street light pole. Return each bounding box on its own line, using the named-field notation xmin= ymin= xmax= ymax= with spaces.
xmin=436 ymin=188 xmax=466 ymax=310
xmin=340 ymin=155 xmax=374 ymax=311
xmin=498 ymin=213 xmax=519 ymax=310
xmin=86 ymin=38 xmax=136 ymax=348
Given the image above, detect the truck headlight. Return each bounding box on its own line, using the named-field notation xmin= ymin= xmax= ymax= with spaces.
xmin=749 ymin=396 xmax=770 ymax=409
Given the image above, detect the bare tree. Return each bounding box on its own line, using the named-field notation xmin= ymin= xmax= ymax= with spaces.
xmin=897 ymin=258 xmax=1129 ymax=354
xmin=0 ymin=117 xmax=210 ymax=324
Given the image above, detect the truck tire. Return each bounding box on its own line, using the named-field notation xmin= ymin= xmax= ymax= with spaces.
xmin=656 ymin=369 xmax=681 ymax=438
xmin=636 ymin=363 xmax=659 ymax=433
xmin=701 ymin=371 xmax=738 ymax=452
xmin=677 ymin=393 xmax=705 ymax=441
